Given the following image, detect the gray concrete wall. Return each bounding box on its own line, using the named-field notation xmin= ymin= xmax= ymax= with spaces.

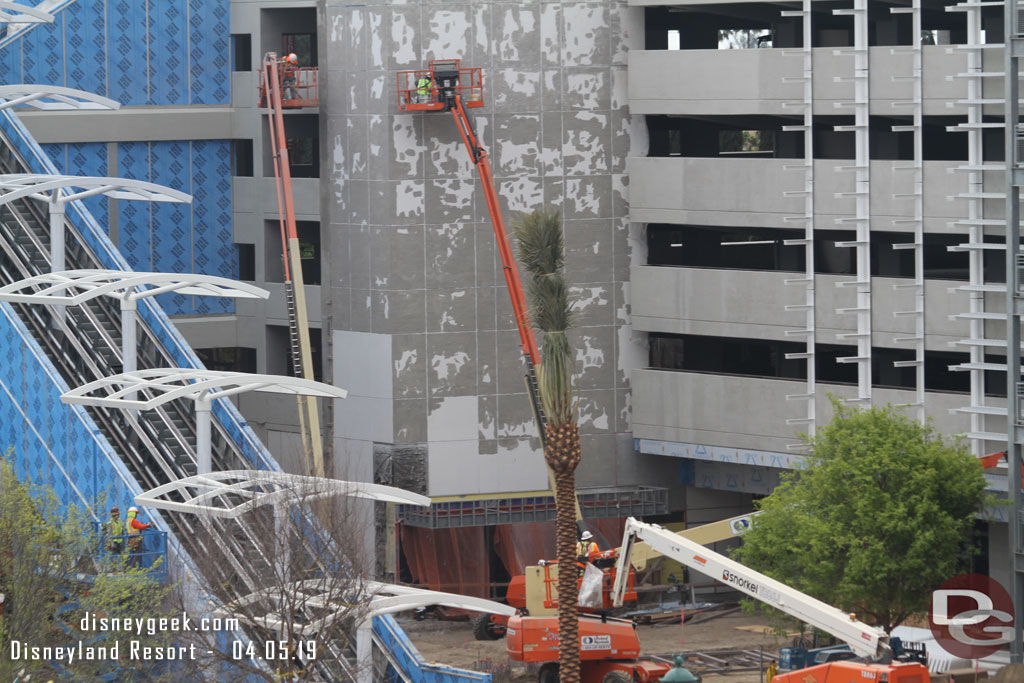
xmin=321 ymin=0 xmax=650 ymax=497
xmin=629 ymin=158 xmax=974 ymax=234
xmin=632 ymin=369 xmax=976 ymax=453
xmin=626 ymin=47 xmax=967 ymax=118
xmin=629 ymin=266 xmax=973 ymax=350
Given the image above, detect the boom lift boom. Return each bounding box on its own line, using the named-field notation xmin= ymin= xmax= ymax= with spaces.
xmin=612 ymin=517 xmax=892 ymax=662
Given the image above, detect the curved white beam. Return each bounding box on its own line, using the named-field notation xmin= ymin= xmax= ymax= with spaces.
xmin=61 ymin=368 xmax=348 ymax=411
xmin=0 ymin=2 xmax=54 ymax=22
xmin=0 ymin=85 xmax=120 ymax=111
xmin=212 ymin=582 xmax=514 ymax=638
xmin=135 ymin=470 xmax=430 ymax=517
xmin=0 ymin=174 xmax=192 ymax=205
xmin=0 ymin=270 xmax=270 ymax=306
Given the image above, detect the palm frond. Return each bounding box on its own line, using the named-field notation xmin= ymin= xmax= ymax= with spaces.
xmin=515 ymin=209 xmax=565 ymax=279
xmin=514 ymin=209 xmax=577 ymax=425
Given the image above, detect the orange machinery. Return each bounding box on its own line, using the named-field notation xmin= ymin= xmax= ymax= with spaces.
xmin=506 ymin=613 xmax=673 ymax=683
xmin=773 ymin=661 xmax=930 ymax=683
xmin=475 ymin=549 xmax=638 ymax=640
xmin=506 ymin=618 xmax=931 ymax=683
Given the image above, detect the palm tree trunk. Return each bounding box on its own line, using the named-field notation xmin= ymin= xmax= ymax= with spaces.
xmin=555 ymin=468 xmax=580 ymax=682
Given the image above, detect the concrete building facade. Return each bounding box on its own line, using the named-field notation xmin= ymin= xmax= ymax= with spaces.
xmin=625 ymin=0 xmax=1014 ymax=580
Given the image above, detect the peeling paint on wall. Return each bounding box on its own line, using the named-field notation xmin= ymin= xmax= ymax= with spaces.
xmin=324 ymin=1 xmax=647 ymax=497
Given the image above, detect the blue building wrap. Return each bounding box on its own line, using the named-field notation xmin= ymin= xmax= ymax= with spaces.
xmin=4 ymin=0 xmax=235 ymax=316
xmin=0 ymin=0 xmax=229 ymax=105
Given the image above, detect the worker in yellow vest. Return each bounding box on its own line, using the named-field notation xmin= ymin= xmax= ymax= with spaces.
xmin=104 ymin=506 xmax=125 ymax=552
xmin=416 ymin=74 xmax=433 ymax=104
xmin=576 ymin=530 xmax=599 ymax=561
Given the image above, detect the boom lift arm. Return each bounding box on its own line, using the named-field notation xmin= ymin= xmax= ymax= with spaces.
xmin=611 ymin=517 xmax=891 ymax=661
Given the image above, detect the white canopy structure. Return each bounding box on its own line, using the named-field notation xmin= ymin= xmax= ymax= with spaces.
xmin=134 ymin=470 xmax=431 ymax=518
xmin=62 ymin=369 xmax=348 ymax=474
xmin=0 ymin=85 xmax=120 ymax=111
xmin=0 ymin=174 xmax=192 ymax=274
xmin=0 ymin=1 xmax=54 ymax=23
xmin=212 ymin=579 xmax=515 ymax=683
xmin=0 ymin=270 xmax=270 ymax=378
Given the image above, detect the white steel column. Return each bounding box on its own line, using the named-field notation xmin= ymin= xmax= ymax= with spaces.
xmin=195 ymin=394 xmax=212 ymax=475
xmin=782 ymin=0 xmax=816 ymax=444
xmin=356 ymin=624 xmax=373 ymax=683
xmin=120 ymin=297 xmax=138 ymax=375
xmin=834 ymin=0 xmax=872 ymax=403
xmin=889 ymin=0 xmax=926 ymax=422
xmin=948 ymin=0 xmax=1003 ymax=453
xmin=48 ymin=199 xmax=65 ymax=272
xmin=1006 ymin=0 xmax=1024 ymax=659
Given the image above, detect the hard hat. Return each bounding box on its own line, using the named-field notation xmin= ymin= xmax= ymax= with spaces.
xmin=287 ymin=53 xmax=298 ymax=65
xmin=128 ymin=506 xmax=138 ymax=513
xmin=110 ymin=506 xmax=119 ymax=513
xmin=581 ymin=531 xmax=593 ymax=541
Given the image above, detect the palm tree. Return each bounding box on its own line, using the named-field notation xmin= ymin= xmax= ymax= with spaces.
xmin=514 ymin=209 xmax=582 ymax=682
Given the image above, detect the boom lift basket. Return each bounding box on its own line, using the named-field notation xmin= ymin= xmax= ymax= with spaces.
xmin=397 ymin=59 xmax=484 ymax=112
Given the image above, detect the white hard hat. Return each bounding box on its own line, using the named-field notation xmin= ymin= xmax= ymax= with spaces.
xmin=580 ymin=531 xmax=593 ymax=541
xmin=128 ymin=506 xmax=138 ymax=513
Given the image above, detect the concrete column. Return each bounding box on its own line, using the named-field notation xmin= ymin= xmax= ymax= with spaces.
xmin=195 ymin=395 xmax=212 ymax=474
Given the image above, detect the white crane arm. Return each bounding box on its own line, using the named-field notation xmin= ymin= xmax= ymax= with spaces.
xmin=612 ymin=517 xmax=890 ymax=661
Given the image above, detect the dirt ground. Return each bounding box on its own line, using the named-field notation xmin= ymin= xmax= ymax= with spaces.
xmin=401 ymin=610 xmax=787 ymax=682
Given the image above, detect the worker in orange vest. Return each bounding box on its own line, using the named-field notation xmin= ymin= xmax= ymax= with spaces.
xmin=280 ymin=52 xmax=298 ymax=100
xmin=125 ymin=506 xmax=151 ymax=567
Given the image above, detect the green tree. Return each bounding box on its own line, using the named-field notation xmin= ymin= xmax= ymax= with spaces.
xmin=732 ymin=398 xmax=989 ymax=633
xmin=515 ymin=209 xmax=583 ymax=682
xmin=0 ymin=452 xmax=179 ymax=682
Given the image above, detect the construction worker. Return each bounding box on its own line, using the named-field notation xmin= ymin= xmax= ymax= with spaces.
xmin=416 ymin=73 xmax=433 ymax=104
xmin=281 ymin=52 xmax=299 ymax=100
xmin=125 ymin=506 xmax=151 ymax=568
xmin=104 ymin=506 xmax=125 ymax=553
xmin=576 ymin=530 xmax=599 ymax=561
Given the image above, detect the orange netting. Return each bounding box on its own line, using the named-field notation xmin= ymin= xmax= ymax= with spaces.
xmin=400 ymin=526 xmax=489 ymax=598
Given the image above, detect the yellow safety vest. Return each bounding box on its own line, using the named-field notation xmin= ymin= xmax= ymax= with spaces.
xmin=417 ymin=77 xmax=432 ymax=97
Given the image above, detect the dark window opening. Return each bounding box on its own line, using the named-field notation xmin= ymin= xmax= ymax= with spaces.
xmin=262 ymin=114 xmax=319 ymax=179
xmin=649 ymin=333 xmax=1006 ymax=395
xmin=649 ymin=334 xmax=807 ymax=380
xmin=287 ymin=137 xmax=318 ymax=178
xmin=231 ymin=34 xmax=252 ymax=72
xmin=297 ymin=221 xmax=321 ymax=285
xmin=232 ymin=139 xmax=254 ymax=177
xmin=647 ymin=224 xmax=805 ymax=272
xmin=283 ymin=33 xmax=317 ymax=67
xmin=644 ymin=7 xmax=803 ymax=50
xmin=647 ymin=115 xmax=803 ymax=158
xmin=923 ymin=118 xmax=968 ymax=161
xmin=196 ymin=347 xmax=257 ymax=374
xmin=238 ymin=243 xmax=255 ymax=282
xmin=815 ymin=230 xmax=856 ymax=275
xmin=870 ymin=117 xmax=914 ymax=160
xmin=924 ymin=234 xmax=1005 ymax=282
